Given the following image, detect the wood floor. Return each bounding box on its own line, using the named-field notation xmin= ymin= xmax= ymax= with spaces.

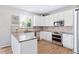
xmin=38 ymin=40 xmax=73 ymax=54
xmin=0 ymin=40 xmax=73 ymax=54
xmin=0 ymin=46 xmax=12 ymax=54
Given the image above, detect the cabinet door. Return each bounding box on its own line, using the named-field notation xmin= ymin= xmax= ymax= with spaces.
xmin=63 ymin=9 xmax=74 ymax=26
xmin=33 ymin=15 xmax=46 ymax=26
xmin=57 ymin=12 xmax=64 ymax=21
xmin=11 ymin=35 xmax=21 ymax=54
xmin=21 ymin=39 xmax=37 ymax=54
xmin=45 ymin=32 xmax=52 ymax=42
xmin=40 ymin=16 xmax=46 ymax=26
xmin=62 ymin=34 xmax=73 ymax=49
xmin=53 ymin=12 xmax=64 ymax=21
xmin=33 ymin=15 xmax=41 ymax=26
xmin=46 ymin=15 xmax=54 ymax=26
xmin=45 ymin=16 xmax=48 ymax=26
xmin=40 ymin=32 xmax=52 ymax=42
xmin=40 ymin=31 xmax=46 ymax=40
xmin=53 ymin=14 xmax=58 ymax=21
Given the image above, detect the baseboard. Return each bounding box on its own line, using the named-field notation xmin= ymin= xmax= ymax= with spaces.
xmin=0 ymin=43 xmax=11 ymax=48
xmin=40 ymin=39 xmax=52 ymax=43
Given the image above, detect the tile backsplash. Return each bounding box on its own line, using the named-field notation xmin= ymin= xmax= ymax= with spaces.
xmin=34 ymin=26 xmax=73 ymax=33
xmin=11 ymin=25 xmax=73 ymax=34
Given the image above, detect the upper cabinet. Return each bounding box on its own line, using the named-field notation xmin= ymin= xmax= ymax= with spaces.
xmin=57 ymin=12 xmax=64 ymax=21
xmin=50 ymin=9 xmax=74 ymax=26
xmin=53 ymin=14 xmax=58 ymax=21
xmin=63 ymin=9 xmax=74 ymax=26
xmin=45 ymin=15 xmax=54 ymax=26
xmin=32 ymin=15 xmax=40 ymax=26
xmin=33 ymin=9 xmax=74 ymax=27
xmin=46 ymin=12 xmax=64 ymax=26
xmin=33 ymin=15 xmax=46 ymax=26
xmin=53 ymin=12 xmax=64 ymax=21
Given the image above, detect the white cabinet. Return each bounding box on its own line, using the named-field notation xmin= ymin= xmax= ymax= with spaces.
xmin=51 ymin=9 xmax=73 ymax=26
xmin=63 ymin=9 xmax=74 ymax=26
xmin=33 ymin=15 xmax=41 ymax=26
xmin=53 ymin=12 xmax=64 ymax=21
xmin=11 ymin=34 xmax=37 ymax=54
xmin=33 ymin=15 xmax=54 ymax=26
xmin=53 ymin=14 xmax=58 ymax=21
xmin=33 ymin=15 xmax=46 ymax=26
xmin=45 ymin=12 xmax=64 ymax=26
xmin=40 ymin=31 xmax=46 ymax=40
xmin=46 ymin=15 xmax=54 ymax=26
xmin=33 ymin=9 xmax=74 ymax=26
xmin=11 ymin=35 xmax=21 ymax=54
xmin=62 ymin=33 xmax=73 ymax=49
xmin=40 ymin=16 xmax=46 ymax=26
xmin=40 ymin=31 xmax=52 ymax=42
xmin=57 ymin=12 xmax=64 ymax=21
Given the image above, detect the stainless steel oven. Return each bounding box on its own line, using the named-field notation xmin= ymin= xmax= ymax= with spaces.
xmin=52 ymin=32 xmax=63 ymax=46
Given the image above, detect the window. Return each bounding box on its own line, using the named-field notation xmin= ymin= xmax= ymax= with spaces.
xmin=19 ymin=15 xmax=32 ymax=28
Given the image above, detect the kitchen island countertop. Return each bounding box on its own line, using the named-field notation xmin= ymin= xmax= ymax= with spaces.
xmin=12 ymin=32 xmax=37 ymax=42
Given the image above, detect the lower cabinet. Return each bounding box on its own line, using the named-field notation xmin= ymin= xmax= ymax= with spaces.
xmin=11 ymin=35 xmax=21 ymax=54
xmin=11 ymin=35 xmax=37 ymax=54
xmin=40 ymin=31 xmax=52 ymax=42
xmin=62 ymin=33 xmax=73 ymax=49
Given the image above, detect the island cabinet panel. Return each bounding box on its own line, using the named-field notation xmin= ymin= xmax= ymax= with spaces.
xmin=11 ymin=34 xmax=37 ymax=54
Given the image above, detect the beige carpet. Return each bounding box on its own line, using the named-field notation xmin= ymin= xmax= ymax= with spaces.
xmin=38 ymin=40 xmax=73 ymax=54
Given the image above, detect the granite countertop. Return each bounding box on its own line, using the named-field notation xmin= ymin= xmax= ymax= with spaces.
xmin=12 ymin=27 xmax=73 ymax=42
xmin=12 ymin=32 xmax=37 ymax=42
xmin=12 ymin=29 xmax=73 ymax=43
xmin=15 ymin=28 xmax=41 ymax=33
xmin=61 ymin=32 xmax=73 ymax=34
xmin=41 ymin=30 xmax=73 ymax=34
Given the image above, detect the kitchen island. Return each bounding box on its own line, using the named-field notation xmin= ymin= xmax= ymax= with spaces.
xmin=11 ymin=32 xmax=37 ymax=54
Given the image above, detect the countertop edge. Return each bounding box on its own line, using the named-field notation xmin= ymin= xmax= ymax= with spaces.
xmin=11 ymin=32 xmax=37 ymax=43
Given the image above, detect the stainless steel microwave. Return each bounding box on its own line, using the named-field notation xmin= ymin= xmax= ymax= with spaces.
xmin=54 ymin=20 xmax=64 ymax=26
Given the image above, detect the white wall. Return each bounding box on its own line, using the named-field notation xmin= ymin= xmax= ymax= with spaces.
xmin=0 ymin=5 xmax=34 ymax=48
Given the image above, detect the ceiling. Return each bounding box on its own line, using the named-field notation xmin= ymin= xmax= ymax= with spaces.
xmin=9 ymin=5 xmax=72 ymax=14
